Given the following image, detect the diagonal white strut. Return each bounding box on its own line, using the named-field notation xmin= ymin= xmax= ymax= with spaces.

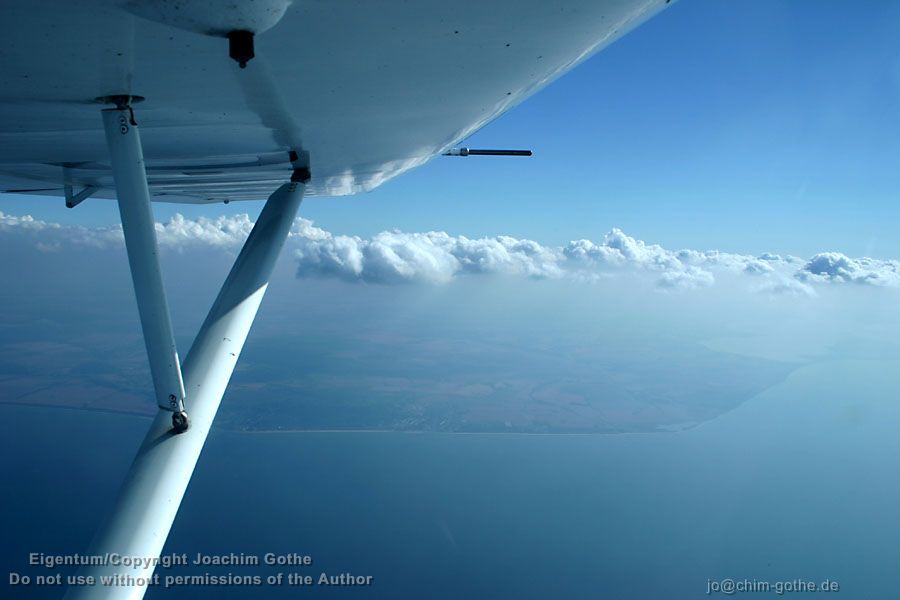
xmin=102 ymin=106 xmax=186 ymax=415
xmin=66 ymin=105 xmax=307 ymax=600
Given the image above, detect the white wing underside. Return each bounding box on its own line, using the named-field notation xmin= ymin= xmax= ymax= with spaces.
xmin=0 ymin=0 xmax=666 ymax=203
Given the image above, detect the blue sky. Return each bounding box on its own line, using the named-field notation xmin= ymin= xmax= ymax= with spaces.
xmin=4 ymin=1 xmax=900 ymax=259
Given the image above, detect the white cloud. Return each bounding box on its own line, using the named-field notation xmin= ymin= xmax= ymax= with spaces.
xmin=293 ymin=227 xmax=565 ymax=284
xmin=1 ymin=210 xmax=898 ymax=293
xmin=657 ymin=267 xmax=716 ymax=290
xmin=560 ymin=228 xmax=797 ymax=289
xmin=154 ymin=213 xmax=254 ymax=250
xmin=756 ymin=276 xmax=817 ymax=298
xmin=796 ymin=252 xmax=900 ymax=287
xmin=0 ymin=212 xmax=55 ymax=232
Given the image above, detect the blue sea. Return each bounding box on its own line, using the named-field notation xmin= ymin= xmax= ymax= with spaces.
xmin=3 ymin=358 xmax=899 ymax=598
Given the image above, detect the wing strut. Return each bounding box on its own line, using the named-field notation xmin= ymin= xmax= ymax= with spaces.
xmin=102 ymin=100 xmax=189 ymax=428
xmin=65 ymin=98 xmax=309 ymax=600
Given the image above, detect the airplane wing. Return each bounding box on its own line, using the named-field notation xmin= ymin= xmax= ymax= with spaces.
xmin=0 ymin=0 xmax=669 ymax=203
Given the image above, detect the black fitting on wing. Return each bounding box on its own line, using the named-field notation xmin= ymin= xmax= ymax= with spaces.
xmin=291 ymin=167 xmax=311 ymax=183
xmin=289 ymin=150 xmax=311 ymax=183
xmin=228 ymin=30 xmax=255 ymax=69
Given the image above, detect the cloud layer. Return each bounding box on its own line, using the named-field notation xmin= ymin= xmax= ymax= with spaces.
xmin=796 ymin=252 xmax=900 ymax=287
xmin=1 ymin=210 xmax=895 ymax=293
